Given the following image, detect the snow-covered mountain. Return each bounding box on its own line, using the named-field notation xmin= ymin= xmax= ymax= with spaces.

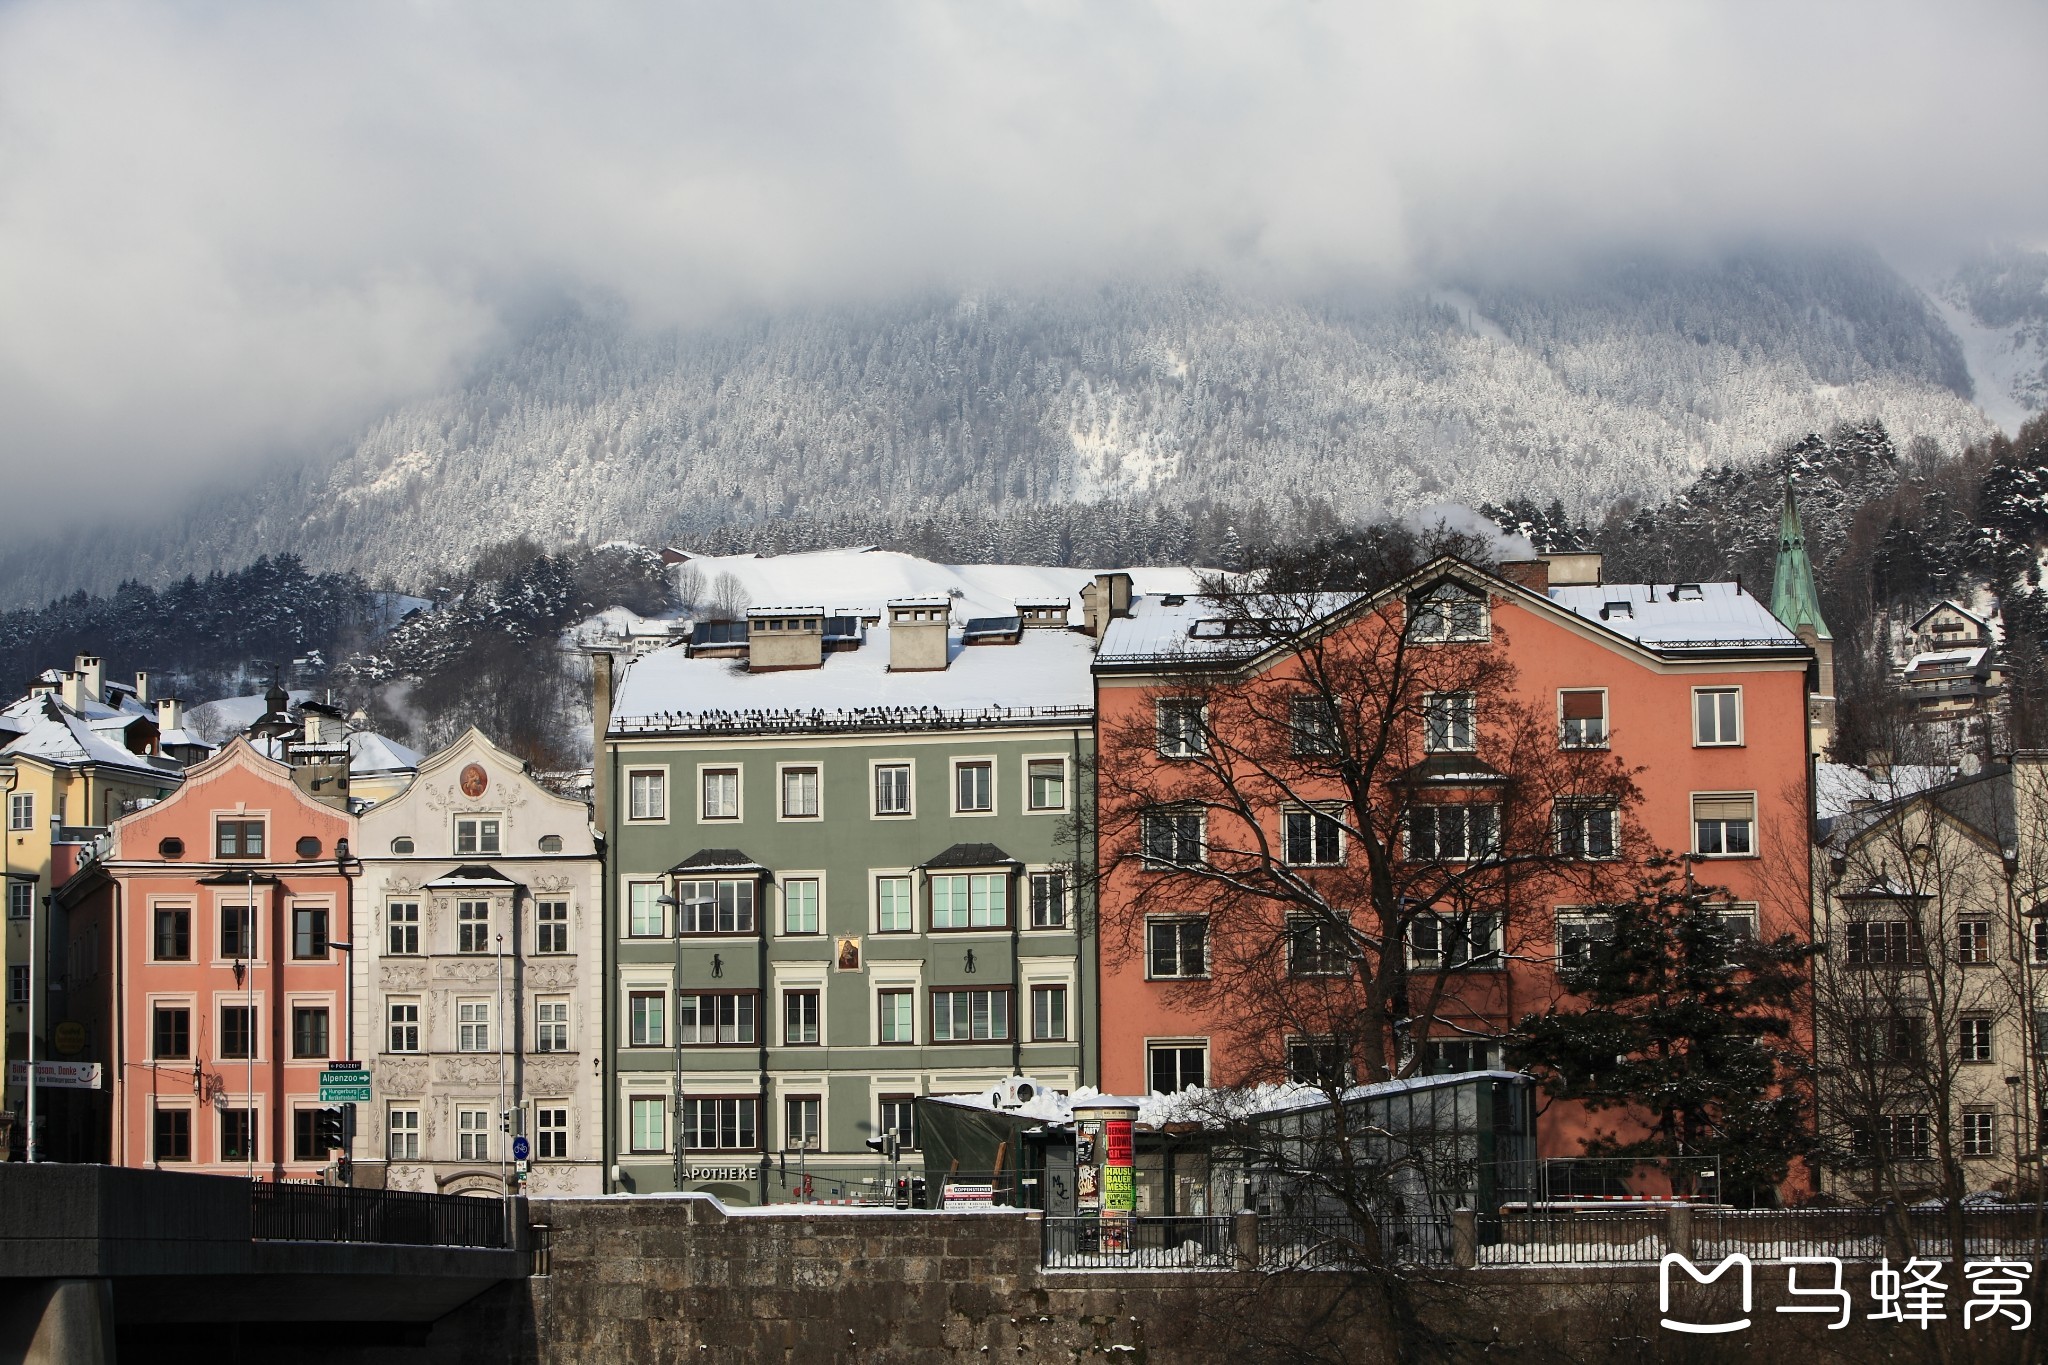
xmin=3 ymin=243 xmax=2021 ymax=607
xmin=1925 ymin=245 xmax=2048 ymax=432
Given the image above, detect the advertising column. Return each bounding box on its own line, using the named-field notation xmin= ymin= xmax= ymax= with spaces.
xmin=1072 ymin=1097 xmax=1139 ymax=1259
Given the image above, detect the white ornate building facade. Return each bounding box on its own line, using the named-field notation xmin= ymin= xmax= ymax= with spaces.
xmin=355 ymin=729 xmax=604 ymax=1195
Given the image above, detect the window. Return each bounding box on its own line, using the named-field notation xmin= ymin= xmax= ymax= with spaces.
xmin=878 ymin=989 xmax=915 ymax=1043
xmin=388 ymin=1108 xmax=420 ymax=1161
xmin=784 ymin=1096 xmax=820 ymax=1151
xmin=1290 ymin=696 xmax=1341 ymax=756
xmin=675 ymin=879 xmax=756 ymax=935
xmin=1556 ymin=911 xmax=1615 ymax=973
xmin=454 ymin=817 xmax=501 ymax=854
xmin=879 ymin=1095 xmax=919 ymax=1151
xmin=1424 ymin=1039 xmax=1503 ymax=1074
xmin=294 ymin=1109 xmax=326 ymax=1162
xmin=537 ymin=1106 xmax=569 ymax=1160
xmin=1691 ymin=794 xmax=1755 ymax=857
xmin=1410 ymin=914 xmax=1501 ymax=970
xmin=6 ymin=966 xmax=24 ymax=1004
xmin=1141 ymin=808 xmax=1205 ymax=866
xmin=1148 ymin=1044 xmax=1207 ymax=1095
xmin=1693 ymin=688 xmax=1742 ymax=746
xmin=874 ymin=763 xmax=912 ymax=816
xmin=388 ymin=1001 xmax=419 ymax=1053
xmin=387 ymin=902 xmax=419 ymax=955
xmin=784 ymin=989 xmax=820 ymax=1045
xmin=152 ymin=1005 xmax=191 ymax=1059
xmin=291 ymin=1006 xmax=330 ymax=1059
xmin=1554 ymin=801 xmax=1619 ymax=859
xmin=1147 ymin=917 xmax=1208 ymax=979
xmin=1424 ymin=692 xmax=1476 ymax=752
xmin=9 ymin=882 xmax=34 ymax=920
xmin=1287 ymin=916 xmax=1350 ymax=976
xmin=220 ymin=1005 xmax=256 ymax=1059
xmin=292 ymin=905 xmax=329 ymax=959
xmin=1028 ymin=872 xmax=1068 ymax=929
xmin=539 ymin=835 xmax=563 ymax=853
xmin=153 ymin=1107 xmax=191 ymax=1163
xmin=458 ymin=1108 xmax=490 ymax=1162
xmin=219 ymin=903 xmax=257 ymax=959
xmin=628 ymin=770 xmax=666 ymax=821
xmin=1287 ymin=1038 xmax=1348 ymax=1087
xmin=457 ymin=1000 xmax=490 ymax=1052
xmin=1407 ymin=805 xmax=1499 ymax=861
xmin=1846 ymin=920 xmax=1926 ymax=966
xmin=1027 ymin=758 xmax=1067 ymax=811
xmin=630 ymin=1097 xmax=668 ymax=1153
xmin=456 ymin=900 xmax=491 ymax=953
xmin=628 ymin=883 xmax=664 ymax=938
xmin=930 ymin=873 xmax=1006 ymax=929
xmin=629 ymin=991 xmax=665 ymax=1047
xmin=933 ymin=988 xmax=1010 ymax=1042
xmin=2034 ymin=918 xmax=2048 ymax=966
xmin=1407 ymin=581 xmax=1488 ymax=642
xmin=876 ymin=876 xmax=914 ymax=933
xmin=153 ymin=904 xmax=190 ymax=960
xmin=220 ymin=1107 xmax=257 ymax=1163
xmin=1960 ymin=1014 xmax=1994 ymax=1064
xmin=1559 ymin=690 xmax=1607 ymax=748
xmin=954 ymin=761 xmax=994 ymax=813
xmin=536 ymin=999 xmax=570 ymax=1052
xmin=677 ymin=992 xmax=758 ymax=1045
xmin=390 ymin=837 xmax=414 ymax=854
xmin=683 ymin=1097 xmax=758 ymax=1150
xmin=1879 ymin=1113 xmax=1931 ymax=1161
xmin=782 ymin=878 xmax=820 ymax=935
xmin=1156 ymin=700 xmax=1207 ymax=758
xmin=7 ymin=791 xmax=31 ymax=830
xmin=1847 ymin=1014 xmax=1925 ymax=1065
xmin=215 ymin=819 xmax=264 ymax=858
xmin=1962 ymin=1108 xmax=1998 ymax=1159
xmin=1283 ymin=808 xmax=1343 ymax=866
xmin=535 ymin=900 xmax=569 ymax=954
xmin=701 ymin=768 xmax=740 ymax=820
xmin=295 ymin=836 xmax=322 ymax=859
xmin=1712 ymin=905 xmax=1758 ymax=943
xmin=1957 ymin=918 xmax=1992 ymax=964
xmin=780 ymin=766 xmax=820 ymax=819
xmin=1031 ymin=984 xmax=1068 ymax=1041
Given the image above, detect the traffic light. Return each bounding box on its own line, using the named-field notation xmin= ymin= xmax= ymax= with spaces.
xmin=313 ymin=1106 xmax=347 ymax=1151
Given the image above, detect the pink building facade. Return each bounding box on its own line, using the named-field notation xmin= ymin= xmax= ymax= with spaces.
xmin=66 ymin=740 xmax=358 ymax=1177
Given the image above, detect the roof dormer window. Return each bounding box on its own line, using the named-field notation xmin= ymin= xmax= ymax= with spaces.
xmin=1600 ymin=600 xmax=1633 ymax=621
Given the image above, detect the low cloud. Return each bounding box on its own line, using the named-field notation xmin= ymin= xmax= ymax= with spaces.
xmin=0 ymin=1 xmax=2043 ymax=514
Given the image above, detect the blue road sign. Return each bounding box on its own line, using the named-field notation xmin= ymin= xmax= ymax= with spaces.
xmin=512 ymin=1135 xmax=530 ymax=1161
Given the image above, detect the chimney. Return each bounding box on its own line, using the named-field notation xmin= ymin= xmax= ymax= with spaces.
xmin=133 ymin=670 xmax=151 ymax=704
xmin=591 ymin=651 xmax=616 ymax=828
xmin=60 ymin=671 xmax=88 ymax=712
xmin=1537 ymin=552 xmax=1602 ymax=587
xmin=745 ymin=607 xmax=826 ymax=671
xmin=1080 ymin=573 xmax=1134 ymax=638
xmin=74 ymin=654 xmax=103 ymax=705
xmin=886 ymin=597 xmax=952 ymax=671
xmin=155 ymin=696 xmax=185 ymax=733
xmin=1496 ymin=560 xmax=1550 ymax=593
xmin=1015 ymin=597 xmax=1071 ymax=628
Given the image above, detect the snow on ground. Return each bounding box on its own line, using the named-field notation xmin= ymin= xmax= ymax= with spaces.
xmin=1919 ymin=278 xmax=2046 ymax=434
xmin=185 ymin=690 xmax=315 ymax=744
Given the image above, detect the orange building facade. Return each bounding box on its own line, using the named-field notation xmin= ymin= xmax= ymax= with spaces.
xmin=1089 ymin=555 xmax=1816 ymax=1171
xmin=64 ymin=739 xmax=358 ymax=1177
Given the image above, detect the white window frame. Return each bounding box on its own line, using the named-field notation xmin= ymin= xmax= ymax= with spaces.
xmin=387 ymin=998 xmax=421 ymax=1054
xmin=951 ymin=756 xmax=997 ymax=816
xmin=1691 ymin=792 xmax=1757 ymax=858
xmin=627 ymin=881 xmax=665 ymax=938
xmin=386 ymin=900 xmax=420 ymax=956
xmin=1155 ymin=699 xmax=1208 ymax=759
xmin=1282 ymin=806 xmax=1344 ymax=866
xmin=456 ymin=997 xmax=491 ymax=1053
xmin=1026 ymin=869 xmax=1069 ymax=930
xmin=457 ymin=1106 xmax=491 ymax=1162
xmin=535 ymin=996 xmax=571 ymax=1053
xmin=1145 ymin=1039 xmax=1209 ymax=1095
xmin=536 ymin=1104 xmax=570 ymax=1160
xmin=929 ymin=871 xmax=1008 ymax=930
xmin=387 ymin=1106 xmax=421 ymax=1162
xmin=1023 ymin=755 xmax=1069 ymax=814
xmin=1553 ymin=800 xmax=1620 ymax=860
xmin=1423 ymin=691 xmax=1477 ymax=753
xmin=454 ymin=815 xmax=502 ymax=855
xmin=628 ymin=1094 xmax=669 ymax=1154
xmin=7 ymin=791 xmax=32 ymax=831
xmin=7 ymin=882 xmax=34 ymax=919
xmin=780 ymin=874 xmax=824 ymax=936
xmin=1558 ymin=688 xmax=1609 ymax=749
xmin=872 ymin=870 xmax=916 ymax=935
xmin=626 ymin=768 xmax=668 ymax=823
xmin=1141 ymin=807 xmax=1206 ymax=867
xmin=1408 ymin=913 xmax=1502 ymax=971
xmin=1405 ymin=804 xmax=1501 ymax=862
xmin=1406 ymin=580 xmax=1490 ymax=643
xmin=1692 ymin=687 xmax=1744 ymax=747
xmin=777 ymin=763 xmax=822 ymax=822
xmin=1030 ymin=983 xmax=1069 ymax=1042
xmin=697 ymin=764 xmax=743 ymax=823
xmin=1145 ymin=915 xmax=1209 ymax=980
xmin=870 ymin=758 xmax=915 ymax=819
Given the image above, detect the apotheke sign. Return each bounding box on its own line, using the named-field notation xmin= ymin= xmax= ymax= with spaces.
xmin=682 ymin=1165 xmax=758 ymax=1183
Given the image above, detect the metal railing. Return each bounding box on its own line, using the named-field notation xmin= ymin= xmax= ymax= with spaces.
xmin=250 ymin=1182 xmax=513 ymax=1249
xmin=1043 ymin=1215 xmax=1234 ymax=1269
xmin=1478 ymin=1208 xmax=1667 ymax=1265
xmin=1261 ymin=1215 xmax=1455 ymax=1269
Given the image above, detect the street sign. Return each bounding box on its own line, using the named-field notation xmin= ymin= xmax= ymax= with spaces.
xmin=512 ymin=1136 xmax=530 ymax=1161
xmin=319 ymin=1068 xmax=370 ymax=1103
xmin=328 ymin=1060 xmax=362 ymax=1070
xmin=8 ymin=1060 xmax=100 ymax=1090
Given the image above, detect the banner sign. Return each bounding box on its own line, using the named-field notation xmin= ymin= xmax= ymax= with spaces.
xmin=8 ymin=1060 xmax=101 ymax=1090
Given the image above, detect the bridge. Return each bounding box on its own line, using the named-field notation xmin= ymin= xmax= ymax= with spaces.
xmin=0 ymin=1164 xmax=531 ymax=1363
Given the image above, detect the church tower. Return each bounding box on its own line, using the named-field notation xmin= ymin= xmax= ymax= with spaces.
xmin=1770 ymin=478 xmax=1836 ymax=758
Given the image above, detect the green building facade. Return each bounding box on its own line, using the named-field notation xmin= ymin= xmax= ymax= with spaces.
xmin=595 ymin=600 xmax=1097 ymax=1204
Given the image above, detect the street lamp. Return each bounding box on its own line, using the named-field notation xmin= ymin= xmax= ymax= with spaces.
xmin=657 ymin=889 xmax=714 ymax=1192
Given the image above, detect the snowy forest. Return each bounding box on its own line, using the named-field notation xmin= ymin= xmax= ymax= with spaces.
xmin=0 ymin=243 xmax=2019 ymax=609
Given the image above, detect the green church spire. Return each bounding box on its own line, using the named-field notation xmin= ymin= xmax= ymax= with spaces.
xmin=1770 ymin=478 xmax=1831 ymax=641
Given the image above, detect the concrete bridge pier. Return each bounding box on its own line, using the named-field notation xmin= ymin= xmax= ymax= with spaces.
xmin=0 ymin=1277 xmax=116 ymax=1365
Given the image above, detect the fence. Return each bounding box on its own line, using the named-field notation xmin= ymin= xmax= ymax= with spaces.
xmin=250 ymin=1181 xmax=513 ymax=1249
xmin=1042 ymin=1205 xmax=2048 ymax=1271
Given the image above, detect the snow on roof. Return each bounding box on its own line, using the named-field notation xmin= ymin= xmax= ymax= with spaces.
xmin=1814 ymin=762 xmax=1957 ymax=822
xmin=928 ymin=1072 xmax=1526 ymax=1131
xmin=184 ymin=690 xmax=316 ymax=744
xmin=1546 ymin=581 xmax=1798 ymax=648
xmin=348 ymin=731 xmax=422 ymax=775
xmin=0 ymin=699 xmax=182 ymax=780
xmin=611 ymin=615 xmax=1099 ymax=733
xmin=1906 ymin=647 xmax=1987 ymax=672
xmin=747 ymin=605 xmax=826 ymax=616
xmin=1095 ymin=591 xmax=1357 ymax=666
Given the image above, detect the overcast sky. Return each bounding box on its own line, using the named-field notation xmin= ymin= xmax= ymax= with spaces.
xmin=1 ymin=0 xmax=2043 ymax=513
